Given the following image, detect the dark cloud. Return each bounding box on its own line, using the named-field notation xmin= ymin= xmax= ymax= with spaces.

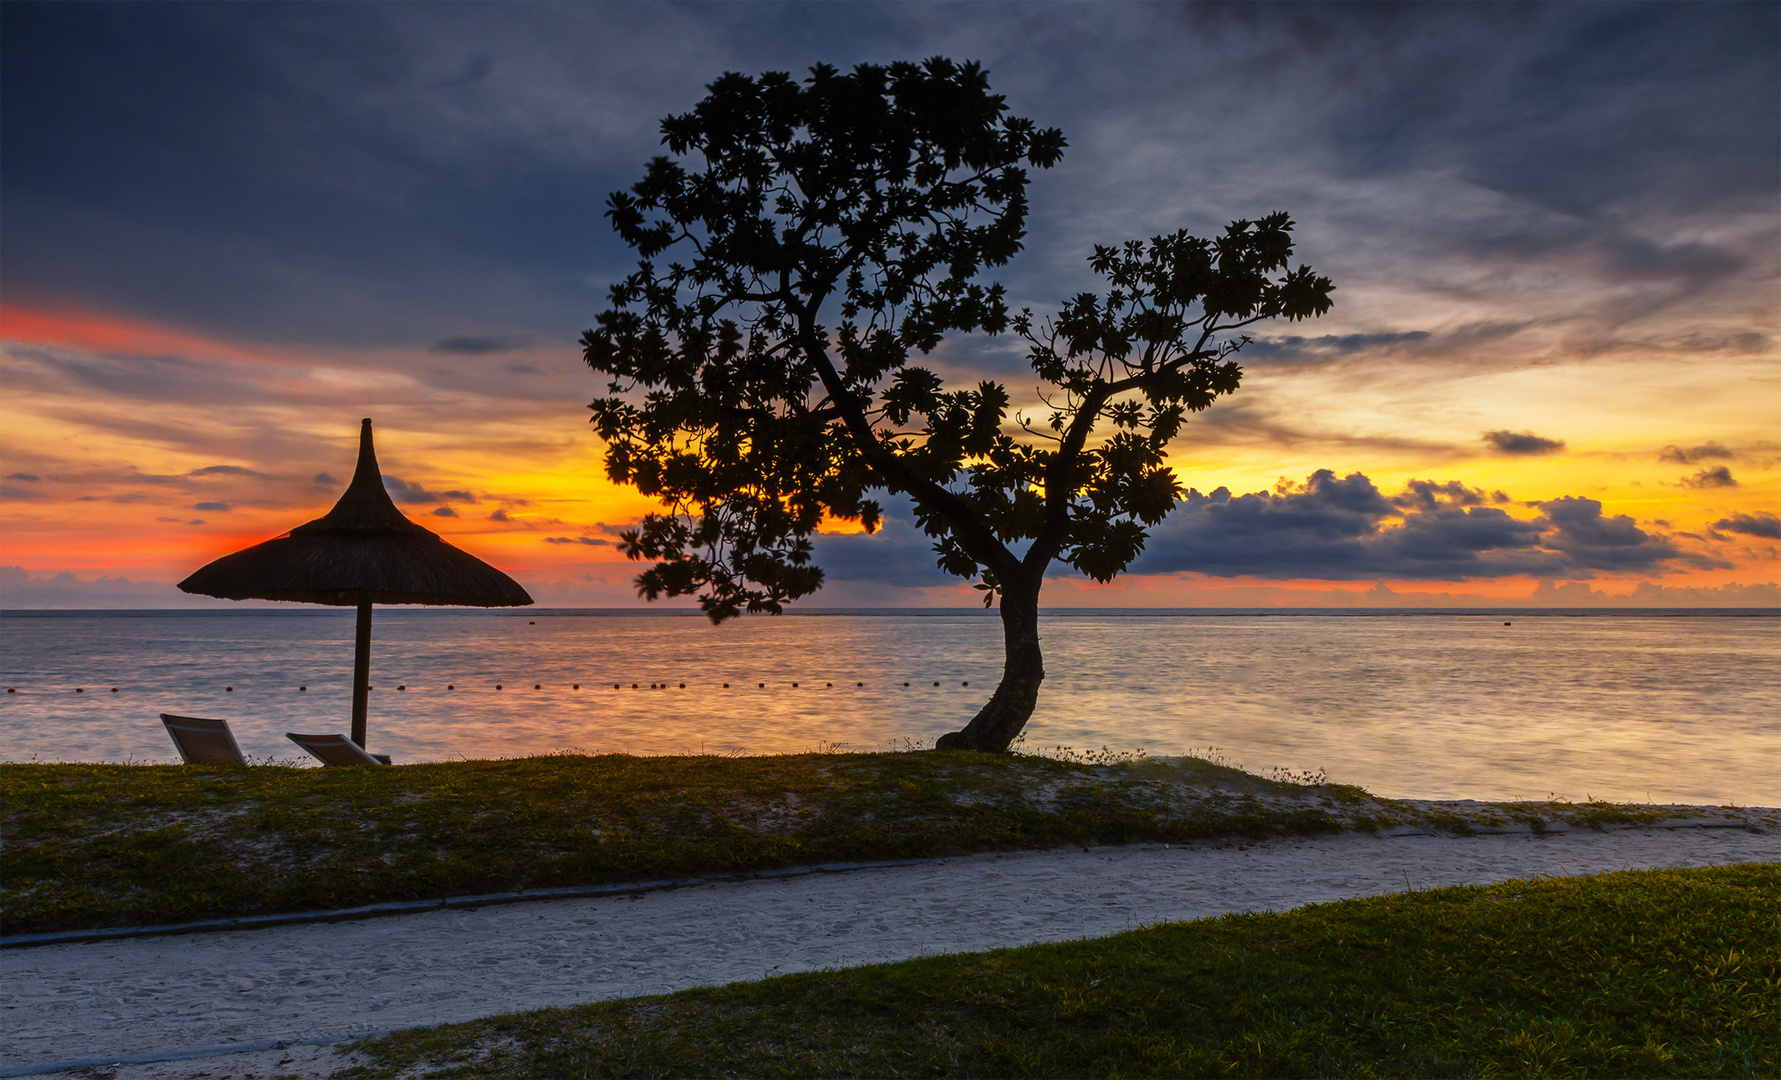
xmin=430 ymin=333 xmax=534 ymax=355
xmin=0 ymin=2 xmax=677 ymax=345
xmin=1658 ymin=441 xmax=1733 ymax=464
xmin=432 ymin=506 xmax=459 ymax=518
xmin=187 ymin=464 xmax=271 ymax=478
xmin=2 ymin=2 xmax=1771 ymax=350
xmin=1242 ymin=330 xmax=1432 ymax=365
xmin=812 ymin=502 xmax=957 ymax=586
xmin=1713 ymin=512 xmax=1781 ymax=540
xmin=192 ymin=501 xmax=232 ymax=511
xmin=1271 ymin=4 xmax=1780 ymax=216
xmin=1240 ymin=322 xmax=1540 ymax=369
xmin=1390 ymin=479 xmax=1492 ymax=513
xmin=1482 ymin=430 xmax=1565 ymax=456
xmin=543 ymin=536 xmax=612 ymax=546
xmin=314 ymin=472 xmax=338 ymax=485
xmin=0 ymin=486 xmax=40 ymax=500
xmin=489 ymin=508 xmax=512 ymax=522
xmin=383 ymin=476 xmax=477 ymax=505
xmin=5 ymin=472 xmax=41 ymax=481
xmin=1596 ymin=235 xmax=1746 ymax=286
xmin=1533 ymin=497 xmax=1677 ymax=571
xmin=1127 ymin=470 xmax=1693 ymax=580
xmin=1681 ymin=466 xmax=1737 ymax=489
xmin=382 ymin=476 xmax=439 ymax=504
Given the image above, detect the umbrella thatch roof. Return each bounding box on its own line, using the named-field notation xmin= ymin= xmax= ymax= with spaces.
xmin=179 ymin=419 xmax=533 ymax=607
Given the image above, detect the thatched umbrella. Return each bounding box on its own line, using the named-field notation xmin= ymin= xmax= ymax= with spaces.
xmin=180 ymin=419 xmax=532 ymax=749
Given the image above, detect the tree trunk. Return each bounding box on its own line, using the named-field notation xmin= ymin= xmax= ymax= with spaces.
xmin=936 ymin=586 xmax=1043 ymax=752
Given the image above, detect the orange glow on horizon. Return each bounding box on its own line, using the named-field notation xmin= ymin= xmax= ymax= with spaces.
xmin=3 ymin=295 xmax=1776 ymax=606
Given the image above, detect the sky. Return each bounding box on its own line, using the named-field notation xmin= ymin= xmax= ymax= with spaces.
xmin=2 ymin=1 xmax=1777 ymax=609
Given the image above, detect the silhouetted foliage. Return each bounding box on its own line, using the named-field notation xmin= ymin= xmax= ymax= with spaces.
xmin=585 ymin=59 xmax=1333 ymax=750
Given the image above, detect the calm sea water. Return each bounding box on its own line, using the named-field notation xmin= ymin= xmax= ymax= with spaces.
xmin=2 ymin=609 xmax=1775 ymax=805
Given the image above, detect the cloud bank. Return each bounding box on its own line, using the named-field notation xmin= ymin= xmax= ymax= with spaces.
xmin=810 ymin=471 xmax=1726 ymax=590
xmin=1130 ymin=472 xmax=1716 ymax=581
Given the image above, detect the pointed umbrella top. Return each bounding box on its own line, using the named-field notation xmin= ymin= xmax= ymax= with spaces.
xmin=179 ymin=419 xmax=533 ymax=607
xmin=298 ymin=418 xmax=420 ymax=535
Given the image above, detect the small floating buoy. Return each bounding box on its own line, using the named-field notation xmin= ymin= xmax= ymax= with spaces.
xmin=759 ymin=682 xmax=766 ymax=688
xmin=534 ymin=684 xmax=542 ymax=690
xmin=224 ymin=686 xmax=232 ymax=692
xmin=529 ymin=621 xmax=535 ymax=625
xmin=613 ymin=683 xmax=620 ymax=689
xmin=446 ymin=685 xmax=453 ymax=690
xmin=496 ymin=684 xmax=503 ymax=690
xmin=573 ymin=683 xmax=580 ymax=690
xmin=723 ymin=682 xmax=730 ymax=688
xmin=903 ymin=682 xmax=910 ymax=687
xmin=962 ymin=681 xmax=968 ymax=687
xmin=678 ymin=683 xmax=685 ymax=689
xmin=632 ymin=683 xmax=638 ymax=689
xmin=299 ymin=686 xmax=307 ymax=692
xmin=857 ymin=682 xmax=863 ymax=687
xmin=111 ymin=687 xmax=119 ymax=693
xmin=5 ymin=688 xmax=12 ymax=693
xmin=826 ymin=682 xmax=832 ymax=687
xmin=792 ymin=682 xmax=799 ymax=688
xmin=398 ymin=685 xmax=406 ymax=691
xmin=1504 ymin=621 xmax=1512 ymax=626
xmin=75 ymin=688 xmax=84 ymax=693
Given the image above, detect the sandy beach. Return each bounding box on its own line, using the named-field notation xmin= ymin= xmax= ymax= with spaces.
xmin=4 ymin=819 xmax=1776 ymax=1078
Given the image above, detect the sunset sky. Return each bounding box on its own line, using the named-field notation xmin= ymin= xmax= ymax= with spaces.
xmin=2 ymin=1 xmax=1776 ymax=609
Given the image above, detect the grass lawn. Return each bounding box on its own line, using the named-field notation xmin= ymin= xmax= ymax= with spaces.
xmin=0 ymin=750 xmax=1752 ymax=935
xmin=342 ymin=863 xmax=1780 ymax=1078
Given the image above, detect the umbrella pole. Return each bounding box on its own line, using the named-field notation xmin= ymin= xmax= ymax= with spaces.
xmin=351 ymin=600 xmax=372 ymax=748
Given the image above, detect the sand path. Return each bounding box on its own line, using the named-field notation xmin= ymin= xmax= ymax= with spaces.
xmin=4 ymin=825 xmax=1777 ymax=1078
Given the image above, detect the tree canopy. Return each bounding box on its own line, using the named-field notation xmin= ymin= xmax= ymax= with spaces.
xmin=585 ymin=59 xmax=1333 ymax=750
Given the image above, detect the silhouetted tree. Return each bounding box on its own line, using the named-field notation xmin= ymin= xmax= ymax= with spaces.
xmin=584 ymin=59 xmax=1334 ymax=751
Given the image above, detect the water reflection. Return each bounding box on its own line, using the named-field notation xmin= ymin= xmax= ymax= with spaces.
xmin=2 ymin=610 xmax=1775 ymax=806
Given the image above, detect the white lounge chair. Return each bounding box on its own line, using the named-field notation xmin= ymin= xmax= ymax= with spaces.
xmin=286 ymin=732 xmax=391 ymax=766
xmin=160 ymin=714 xmax=248 ymax=765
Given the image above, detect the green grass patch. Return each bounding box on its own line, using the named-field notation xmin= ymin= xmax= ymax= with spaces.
xmin=0 ymin=751 xmax=1331 ymax=934
xmin=1 ymin=751 xmax=1757 ymax=935
xmin=343 ymin=864 xmax=1780 ymax=1078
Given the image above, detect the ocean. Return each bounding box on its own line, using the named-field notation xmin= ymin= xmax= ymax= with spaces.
xmin=2 ymin=608 xmax=1775 ymax=805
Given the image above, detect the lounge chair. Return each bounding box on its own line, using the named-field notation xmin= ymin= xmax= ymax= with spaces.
xmin=286 ymin=732 xmax=391 ymax=766
xmin=160 ymin=714 xmax=248 ymax=765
